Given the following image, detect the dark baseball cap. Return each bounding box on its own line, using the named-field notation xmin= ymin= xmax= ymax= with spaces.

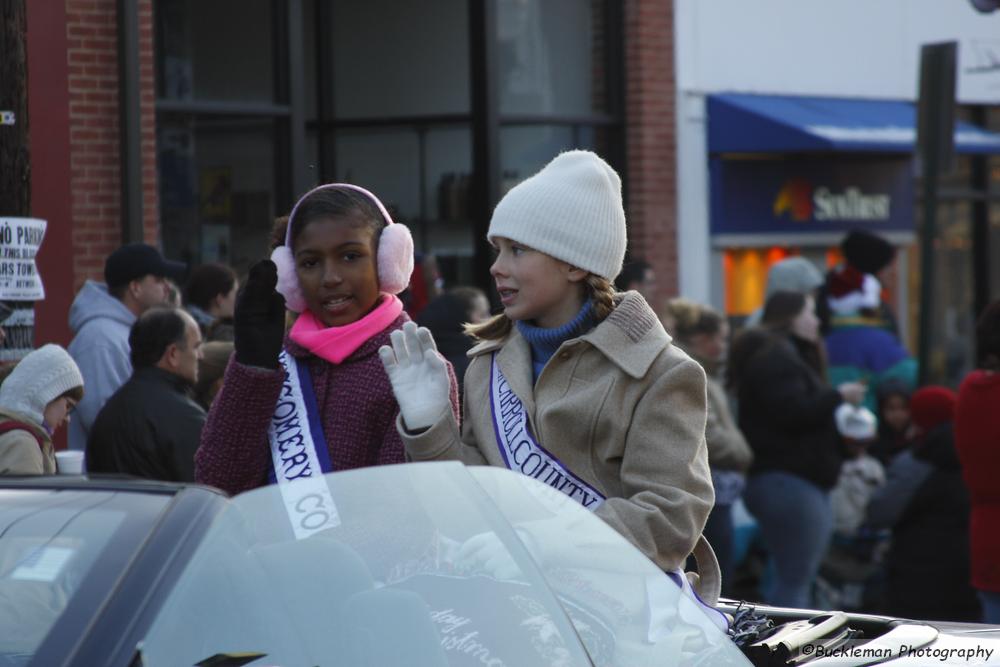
xmin=104 ymin=243 xmax=186 ymax=288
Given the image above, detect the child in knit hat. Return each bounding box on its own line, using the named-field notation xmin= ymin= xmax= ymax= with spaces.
xmin=379 ymin=150 xmax=718 ymax=605
xmin=0 ymin=344 xmax=84 ymax=474
xmin=830 ymin=404 xmax=885 ymax=536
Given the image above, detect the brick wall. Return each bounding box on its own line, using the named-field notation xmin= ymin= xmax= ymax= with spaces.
xmin=623 ymin=0 xmax=677 ymax=314
xmin=65 ymin=0 xmax=158 ymax=290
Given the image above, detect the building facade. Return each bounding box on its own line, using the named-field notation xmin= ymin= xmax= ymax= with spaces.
xmin=674 ymin=0 xmax=1000 ymax=385
xmin=17 ymin=0 xmax=683 ymax=354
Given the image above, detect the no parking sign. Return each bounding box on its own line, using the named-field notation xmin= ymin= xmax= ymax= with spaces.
xmin=0 ymin=217 xmax=47 ymax=301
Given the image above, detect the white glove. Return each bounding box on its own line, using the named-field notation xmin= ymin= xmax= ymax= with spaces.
xmin=378 ymin=321 xmax=451 ymax=431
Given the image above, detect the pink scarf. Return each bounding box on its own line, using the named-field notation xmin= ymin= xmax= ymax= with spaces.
xmin=289 ymin=295 xmax=404 ymax=364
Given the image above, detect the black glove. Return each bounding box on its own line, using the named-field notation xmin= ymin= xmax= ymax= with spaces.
xmin=234 ymin=260 xmax=287 ymax=369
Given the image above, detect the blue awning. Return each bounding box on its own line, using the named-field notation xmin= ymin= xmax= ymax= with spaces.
xmin=708 ymin=93 xmax=1000 ymax=154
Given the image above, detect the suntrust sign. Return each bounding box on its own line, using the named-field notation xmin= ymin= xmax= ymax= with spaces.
xmin=773 ymin=180 xmax=892 ymax=222
xmin=814 ymin=186 xmax=891 ymax=221
xmin=711 ymin=158 xmax=913 ymax=236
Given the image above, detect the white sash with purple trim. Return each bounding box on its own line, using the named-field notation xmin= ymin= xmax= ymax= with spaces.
xmin=267 ymin=350 xmax=340 ymax=539
xmin=489 ymin=353 xmax=605 ymax=511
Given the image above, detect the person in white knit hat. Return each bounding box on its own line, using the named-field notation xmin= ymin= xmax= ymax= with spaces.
xmin=0 ymin=344 xmax=84 ymax=474
xmin=379 ymin=150 xmax=721 ymax=611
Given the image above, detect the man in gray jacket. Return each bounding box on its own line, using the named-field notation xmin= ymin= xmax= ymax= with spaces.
xmin=67 ymin=244 xmax=184 ymax=450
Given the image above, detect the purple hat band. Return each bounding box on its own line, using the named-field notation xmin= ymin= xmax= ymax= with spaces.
xmin=284 ymin=182 xmax=397 ymax=247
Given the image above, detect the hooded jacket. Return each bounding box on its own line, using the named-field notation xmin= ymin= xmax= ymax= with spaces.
xmin=0 ymin=408 xmax=55 ymax=475
xmin=86 ymin=367 xmax=206 ymax=482
xmin=398 ymin=292 xmax=715 ymax=575
xmin=67 ymin=281 xmax=136 ymax=451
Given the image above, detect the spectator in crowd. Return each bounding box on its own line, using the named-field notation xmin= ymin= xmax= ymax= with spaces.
xmin=416 ymin=286 xmax=490 ymax=394
xmin=206 ymin=318 xmax=235 ymax=342
xmin=955 ymin=300 xmax=1000 ymax=623
xmin=663 ymin=298 xmax=753 ymax=594
xmin=728 ymin=291 xmax=865 ymax=607
xmin=185 ymin=263 xmax=239 ymax=336
xmin=194 ymin=341 xmax=233 ymax=412
xmin=830 ymin=404 xmax=884 ymax=537
xmin=67 ymin=244 xmax=184 ymax=451
xmin=744 ymin=256 xmax=824 ymax=327
xmin=870 ymin=378 xmax=913 ymax=466
xmin=818 ymin=229 xmax=900 ymax=336
xmin=403 ymin=253 xmax=443 ymax=319
xmin=86 ymin=308 xmax=205 ymax=482
xmin=614 ymin=259 xmax=656 ymax=304
xmin=164 ymin=279 xmax=183 ymax=309
xmin=821 ymin=404 xmax=886 ymax=613
xmin=0 ymin=345 xmax=84 ymax=475
xmin=867 ymin=386 xmax=980 ymax=622
xmin=823 ymin=230 xmax=916 ymax=411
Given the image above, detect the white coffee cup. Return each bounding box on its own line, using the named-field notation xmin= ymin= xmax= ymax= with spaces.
xmin=54 ymin=450 xmax=85 ymax=475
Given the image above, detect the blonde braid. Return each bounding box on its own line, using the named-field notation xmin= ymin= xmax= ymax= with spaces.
xmin=465 ymin=274 xmax=615 ymax=341
xmin=586 ymin=274 xmax=616 ymax=321
xmin=464 ymin=312 xmax=513 ymax=342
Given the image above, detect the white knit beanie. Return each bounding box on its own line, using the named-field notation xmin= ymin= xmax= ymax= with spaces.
xmin=0 ymin=344 xmax=84 ymax=427
xmin=488 ymin=150 xmax=627 ymax=281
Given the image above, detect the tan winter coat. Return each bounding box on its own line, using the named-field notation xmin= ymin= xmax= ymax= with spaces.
xmin=400 ymin=292 xmax=715 ymax=575
xmin=0 ymin=408 xmax=56 ymax=475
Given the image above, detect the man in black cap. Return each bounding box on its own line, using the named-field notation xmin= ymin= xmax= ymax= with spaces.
xmin=67 ymin=244 xmax=185 ymax=451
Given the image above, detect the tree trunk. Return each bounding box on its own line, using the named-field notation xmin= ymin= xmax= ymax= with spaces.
xmin=0 ymin=0 xmax=32 ymax=363
xmin=0 ymin=0 xmax=30 ymax=217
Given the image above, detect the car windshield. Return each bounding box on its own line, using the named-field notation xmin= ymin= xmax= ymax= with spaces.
xmin=140 ymin=462 xmax=748 ymax=667
xmin=0 ymin=489 xmax=170 ymax=667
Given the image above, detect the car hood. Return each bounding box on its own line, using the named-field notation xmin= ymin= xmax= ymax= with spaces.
xmin=139 ymin=462 xmax=747 ymax=667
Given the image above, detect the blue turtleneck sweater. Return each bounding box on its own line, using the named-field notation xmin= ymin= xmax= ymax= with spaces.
xmin=515 ymin=301 xmax=597 ymax=382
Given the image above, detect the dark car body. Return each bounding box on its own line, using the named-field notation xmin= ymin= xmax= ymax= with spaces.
xmin=2 ymin=464 xmax=998 ymax=667
xmin=0 ymin=476 xmax=226 ymax=667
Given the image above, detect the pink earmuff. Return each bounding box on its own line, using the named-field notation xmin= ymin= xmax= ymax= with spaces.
xmin=271 ymin=183 xmax=414 ymax=313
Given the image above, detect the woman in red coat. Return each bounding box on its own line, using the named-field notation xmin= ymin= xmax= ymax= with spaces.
xmin=955 ymin=300 xmax=1000 ymax=624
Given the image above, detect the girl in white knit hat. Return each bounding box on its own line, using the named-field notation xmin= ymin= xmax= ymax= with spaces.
xmin=0 ymin=344 xmax=84 ymax=474
xmin=379 ymin=150 xmax=719 ymax=605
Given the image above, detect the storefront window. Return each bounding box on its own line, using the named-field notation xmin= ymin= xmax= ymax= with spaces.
xmin=157 ymin=0 xmax=275 ymax=103
xmin=499 ymin=124 xmax=615 ymax=192
xmin=327 ymin=0 xmax=470 ymax=118
xmin=333 ymin=129 xmax=421 ymax=218
xmin=332 ymin=125 xmax=475 ymax=285
xmin=157 ymin=0 xmax=622 ymax=294
xmin=158 ymin=117 xmax=277 ymax=276
xmin=497 ymin=0 xmax=607 ymax=115
xmin=499 ymin=125 xmax=573 ymax=192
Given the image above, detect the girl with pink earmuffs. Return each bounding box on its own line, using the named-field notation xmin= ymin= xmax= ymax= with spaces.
xmin=195 ymin=184 xmax=460 ymax=497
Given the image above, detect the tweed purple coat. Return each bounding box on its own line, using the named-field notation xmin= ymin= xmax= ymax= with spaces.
xmin=195 ymin=313 xmax=459 ymax=496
